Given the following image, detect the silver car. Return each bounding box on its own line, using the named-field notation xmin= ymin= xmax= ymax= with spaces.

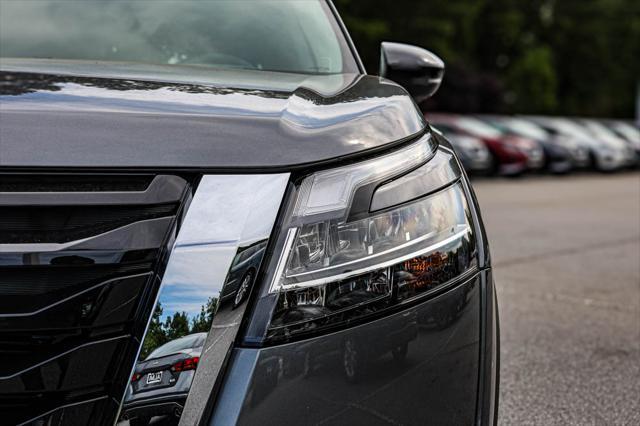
xmin=528 ymin=116 xmax=628 ymax=171
xmin=121 ymin=333 xmax=207 ymax=426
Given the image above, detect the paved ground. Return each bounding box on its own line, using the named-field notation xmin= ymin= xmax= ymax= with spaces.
xmin=472 ymin=172 xmax=640 ymax=426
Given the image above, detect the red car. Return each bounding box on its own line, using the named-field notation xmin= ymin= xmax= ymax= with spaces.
xmin=427 ymin=113 xmax=545 ymax=175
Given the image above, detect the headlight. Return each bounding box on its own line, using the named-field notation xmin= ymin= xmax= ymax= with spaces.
xmin=244 ymin=134 xmax=478 ymax=345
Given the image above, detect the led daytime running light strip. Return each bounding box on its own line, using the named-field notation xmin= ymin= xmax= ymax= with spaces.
xmin=270 ymin=225 xmax=470 ymax=292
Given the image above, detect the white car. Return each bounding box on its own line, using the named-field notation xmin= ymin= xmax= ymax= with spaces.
xmin=603 ymin=120 xmax=640 ymax=166
xmin=528 ymin=116 xmax=628 ymax=171
xmin=577 ymin=119 xmax=636 ymax=168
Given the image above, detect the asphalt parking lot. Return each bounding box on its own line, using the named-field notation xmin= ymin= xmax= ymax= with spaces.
xmin=472 ymin=172 xmax=640 ymax=425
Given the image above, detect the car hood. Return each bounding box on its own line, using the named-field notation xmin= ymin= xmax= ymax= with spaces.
xmin=0 ymin=59 xmax=425 ymax=170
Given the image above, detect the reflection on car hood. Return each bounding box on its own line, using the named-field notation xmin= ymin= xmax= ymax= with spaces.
xmin=0 ymin=59 xmax=425 ymax=170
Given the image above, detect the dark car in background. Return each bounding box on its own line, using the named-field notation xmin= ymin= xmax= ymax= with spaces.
xmin=479 ymin=115 xmax=580 ymax=174
xmin=0 ymin=1 xmax=498 ymax=425
xmin=219 ymin=241 xmax=267 ymax=309
xmin=122 ymin=333 xmax=207 ymax=426
xmin=428 ymin=113 xmax=544 ymax=176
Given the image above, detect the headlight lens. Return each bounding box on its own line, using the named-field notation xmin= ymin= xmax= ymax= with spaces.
xmin=244 ymin=135 xmax=478 ymax=345
xmin=274 ymin=183 xmax=471 ymax=291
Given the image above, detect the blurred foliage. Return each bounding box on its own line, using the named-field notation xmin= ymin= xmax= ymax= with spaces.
xmin=334 ymin=0 xmax=640 ymax=117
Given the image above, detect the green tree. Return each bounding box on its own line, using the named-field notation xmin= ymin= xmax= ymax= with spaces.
xmin=164 ymin=311 xmax=190 ymax=341
xmin=190 ymin=297 xmax=218 ymax=333
xmin=333 ymin=0 xmax=639 ymax=117
xmin=140 ymin=303 xmax=167 ymax=359
xmin=507 ymin=45 xmax=557 ymax=113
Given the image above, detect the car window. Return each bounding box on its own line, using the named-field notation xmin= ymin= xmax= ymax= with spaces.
xmin=146 ymin=333 xmax=206 ymax=360
xmin=0 ymin=0 xmax=358 ymax=75
xmin=612 ymin=122 xmax=640 ymax=143
xmin=583 ymin=121 xmax=618 ymax=140
xmin=551 ymin=119 xmax=592 ymax=139
xmin=232 ymin=246 xmax=254 ymax=267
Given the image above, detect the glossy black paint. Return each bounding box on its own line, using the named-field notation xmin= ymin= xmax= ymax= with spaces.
xmin=0 ymin=61 xmax=424 ymax=171
xmin=380 ymin=42 xmax=445 ymax=104
xmin=213 ymin=273 xmax=483 ymax=426
xmin=209 ymin=130 xmax=496 ymax=425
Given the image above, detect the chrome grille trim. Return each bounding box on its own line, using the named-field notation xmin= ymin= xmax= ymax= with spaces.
xmin=117 ymin=174 xmax=289 ymax=426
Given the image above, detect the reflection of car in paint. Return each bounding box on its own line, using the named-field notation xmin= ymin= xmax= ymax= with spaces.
xmin=419 ymin=279 xmax=475 ymax=329
xmin=220 ymin=241 xmax=267 ymax=309
xmin=296 ymin=309 xmax=418 ymax=383
xmin=246 ymin=354 xmax=284 ymax=408
xmin=121 ymin=333 xmax=206 ymax=426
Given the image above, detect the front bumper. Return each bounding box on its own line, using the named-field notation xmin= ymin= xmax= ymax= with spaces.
xmin=593 ymin=149 xmax=626 ymax=171
xmin=525 ymin=148 xmax=545 ymax=170
xmin=571 ymin=149 xmax=592 ymax=169
xmin=212 ymin=269 xmax=498 ymax=425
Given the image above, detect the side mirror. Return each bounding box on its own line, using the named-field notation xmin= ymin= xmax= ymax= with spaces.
xmin=380 ymin=42 xmax=445 ymax=103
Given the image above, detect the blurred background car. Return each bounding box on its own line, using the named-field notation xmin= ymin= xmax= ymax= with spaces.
xmin=604 ymin=120 xmax=640 ymax=165
xmin=430 ymin=126 xmax=492 ymax=174
xmin=122 ymin=333 xmax=206 ymax=426
xmin=577 ymin=118 xmax=638 ymax=168
xmin=479 ymin=115 xmax=577 ymax=173
xmin=527 ymin=116 xmax=629 ymax=172
xmin=428 ymin=113 xmax=544 ymax=176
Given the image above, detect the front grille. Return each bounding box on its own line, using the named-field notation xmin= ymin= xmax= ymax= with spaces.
xmin=0 ymin=174 xmax=191 ymax=425
xmin=0 ymin=174 xmax=154 ymax=192
xmin=1 ymin=204 xmax=177 ymax=243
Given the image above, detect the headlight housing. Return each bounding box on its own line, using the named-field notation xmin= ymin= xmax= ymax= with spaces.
xmin=243 ymin=134 xmax=478 ymax=345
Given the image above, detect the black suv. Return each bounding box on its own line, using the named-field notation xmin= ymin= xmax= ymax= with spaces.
xmin=0 ymin=1 xmax=498 ymax=425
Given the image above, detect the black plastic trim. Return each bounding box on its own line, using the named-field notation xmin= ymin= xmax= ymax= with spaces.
xmin=0 ymin=174 xmax=187 ymax=206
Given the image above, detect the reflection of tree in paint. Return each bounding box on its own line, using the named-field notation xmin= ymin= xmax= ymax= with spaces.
xmin=140 ymin=297 xmax=218 ymax=359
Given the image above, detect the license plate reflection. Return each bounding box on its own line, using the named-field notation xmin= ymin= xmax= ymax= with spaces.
xmin=146 ymin=371 xmax=163 ymax=385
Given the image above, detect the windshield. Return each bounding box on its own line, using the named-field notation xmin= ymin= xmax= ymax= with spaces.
xmin=146 ymin=333 xmax=205 ymax=360
xmin=612 ymin=122 xmax=640 ymax=143
xmin=0 ymin=0 xmax=357 ymax=75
